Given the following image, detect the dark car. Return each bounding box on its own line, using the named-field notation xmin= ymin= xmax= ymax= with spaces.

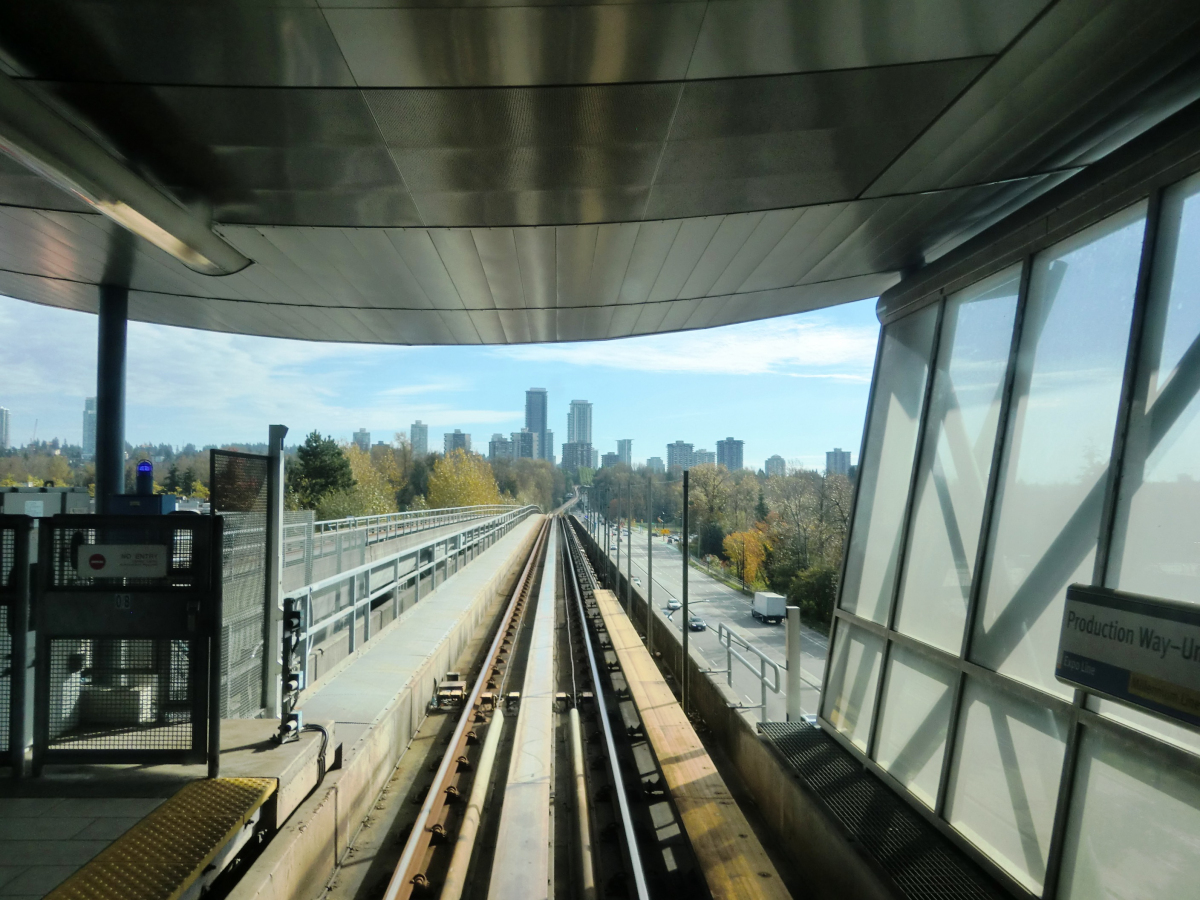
xmin=688 ymin=613 xmax=706 ymax=631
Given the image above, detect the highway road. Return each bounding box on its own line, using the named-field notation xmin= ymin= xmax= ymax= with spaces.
xmin=586 ymin=515 xmax=829 ymax=720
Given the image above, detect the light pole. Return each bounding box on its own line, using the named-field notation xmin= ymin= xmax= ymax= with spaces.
xmin=681 ymin=469 xmax=689 ymax=715
xmin=625 ymin=479 xmax=632 ymax=612
xmin=646 ymin=476 xmax=653 ymax=645
xmin=616 ymin=484 xmax=622 ymax=603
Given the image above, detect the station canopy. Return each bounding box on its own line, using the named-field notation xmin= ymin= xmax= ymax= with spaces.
xmin=1 ymin=1 xmax=1199 ymax=344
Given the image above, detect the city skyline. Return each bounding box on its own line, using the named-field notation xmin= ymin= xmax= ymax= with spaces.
xmin=0 ymin=292 xmax=880 ymax=471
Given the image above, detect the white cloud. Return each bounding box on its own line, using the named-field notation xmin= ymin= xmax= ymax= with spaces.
xmin=495 ymin=315 xmax=878 ymax=376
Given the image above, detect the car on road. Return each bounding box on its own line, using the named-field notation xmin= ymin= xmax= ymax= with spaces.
xmin=665 ymin=597 xmax=681 ymax=611
xmin=688 ymin=613 xmax=706 ymax=631
xmin=633 ymin=576 xmax=641 ymax=586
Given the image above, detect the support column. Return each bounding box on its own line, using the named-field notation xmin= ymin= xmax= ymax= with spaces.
xmin=263 ymin=424 xmax=288 ymax=719
xmin=94 ymin=285 xmax=128 ymax=512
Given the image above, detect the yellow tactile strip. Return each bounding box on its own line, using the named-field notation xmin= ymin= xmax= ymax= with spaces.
xmin=45 ymin=777 xmax=276 ymax=900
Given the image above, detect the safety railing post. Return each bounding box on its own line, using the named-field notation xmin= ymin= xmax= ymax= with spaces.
xmin=347 ymin=574 xmax=357 ymax=653
xmin=786 ymin=606 xmax=802 ymax=721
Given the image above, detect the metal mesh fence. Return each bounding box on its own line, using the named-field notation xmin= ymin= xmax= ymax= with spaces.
xmin=0 ymin=605 xmax=9 ymax=755
xmin=212 ymin=450 xmax=269 ymax=719
xmin=45 ymin=638 xmax=194 ymax=751
xmin=1 ymin=525 xmax=20 ymax=756
xmin=1 ymin=527 xmax=13 ymax=588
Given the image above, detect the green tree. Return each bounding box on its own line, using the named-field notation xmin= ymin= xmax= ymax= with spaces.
xmin=787 ymin=564 xmax=839 ymax=634
xmin=287 ymin=431 xmax=354 ymax=509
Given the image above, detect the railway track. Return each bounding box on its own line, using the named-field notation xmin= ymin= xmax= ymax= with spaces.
xmin=318 ymin=509 xmax=780 ymax=900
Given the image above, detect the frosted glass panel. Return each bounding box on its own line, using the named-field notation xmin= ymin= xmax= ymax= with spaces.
xmin=822 ymin=620 xmax=883 ymax=751
xmin=873 ymin=646 xmax=955 ymax=808
xmin=1109 ymin=172 xmax=1200 ymax=604
xmin=895 ymin=266 xmax=1020 ymax=652
xmin=1059 ymin=728 xmax=1200 ymax=900
xmin=945 ymin=678 xmax=1067 ymax=893
xmin=972 ymin=204 xmax=1146 ymax=695
xmin=840 ymin=305 xmax=939 ymax=624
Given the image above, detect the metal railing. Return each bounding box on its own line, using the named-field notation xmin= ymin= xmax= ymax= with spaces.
xmin=284 ymin=506 xmax=537 ymax=696
xmin=311 ymin=505 xmax=519 ymax=540
xmin=705 ymin=623 xmax=783 ymax=722
xmin=280 ymin=504 xmax=522 ymax=591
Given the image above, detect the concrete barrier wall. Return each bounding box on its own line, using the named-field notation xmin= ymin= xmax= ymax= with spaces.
xmin=228 ymin=517 xmax=544 ymax=900
xmin=576 ymin=520 xmax=898 ymax=900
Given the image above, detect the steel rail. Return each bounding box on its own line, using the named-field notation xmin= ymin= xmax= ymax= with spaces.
xmin=381 ymin=516 xmax=551 ymax=900
xmin=561 ymin=517 xmax=652 ymax=900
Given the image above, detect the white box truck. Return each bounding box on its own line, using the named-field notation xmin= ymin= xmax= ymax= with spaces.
xmin=752 ymin=591 xmax=787 ymax=624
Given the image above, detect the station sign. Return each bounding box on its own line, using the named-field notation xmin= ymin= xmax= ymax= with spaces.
xmin=76 ymin=544 xmax=169 ymax=579
xmin=1057 ymin=584 xmax=1200 ymax=728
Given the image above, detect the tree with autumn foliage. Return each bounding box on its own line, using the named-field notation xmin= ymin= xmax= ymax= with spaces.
xmin=427 ymin=449 xmax=503 ymax=508
xmin=723 ymin=528 xmax=766 ymax=588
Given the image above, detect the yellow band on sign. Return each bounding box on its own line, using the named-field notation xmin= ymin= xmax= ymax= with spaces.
xmin=1128 ymin=671 xmax=1200 ymax=719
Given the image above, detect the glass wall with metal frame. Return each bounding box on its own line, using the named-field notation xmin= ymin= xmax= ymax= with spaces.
xmin=822 ymin=169 xmax=1200 ymax=898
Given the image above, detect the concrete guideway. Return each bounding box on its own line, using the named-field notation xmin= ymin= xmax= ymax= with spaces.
xmin=229 ymin=514 xmax=544 ymax=900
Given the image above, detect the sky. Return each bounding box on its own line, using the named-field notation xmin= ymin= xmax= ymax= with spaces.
xmin=0 ymin=293 xmax=879 ymax=472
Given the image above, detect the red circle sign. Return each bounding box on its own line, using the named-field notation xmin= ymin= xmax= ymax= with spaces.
xmin=88 ymin=553 xmax=106 ymax=571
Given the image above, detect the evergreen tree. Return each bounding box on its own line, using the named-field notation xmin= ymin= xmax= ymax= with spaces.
xmin=286 ymin=431 xmax=354 ymax=509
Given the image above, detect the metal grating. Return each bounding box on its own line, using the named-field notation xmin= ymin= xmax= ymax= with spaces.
xmin=758 ymin=721 xmax=1006 ymax=900
xmin=1 ymin=527 xmax=13 ymax=588
xmin=46 ymin=638 xmax=193 ymax=752
xmin=0 ymin=605 xmax=9 ymax=754
xmin=211 ymin=450 xmax=270 ymax=719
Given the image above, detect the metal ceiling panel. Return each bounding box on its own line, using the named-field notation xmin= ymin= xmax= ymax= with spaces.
xmin=365 ymin=83 xmax=678 ymax=225
xmin=646 ymin=217 xmax=722 ymax=302
xmin=605 ymin=302 xmax=645 ymax=339
xmin=647 ymin=60 xmax=987 ymax=218
xmin=616 ymin=220 xmax=681 ymax=305
xmin=863 ymin=0 xmax=1200 ymax=198
xmin=587 ymin=223 xmax=640 ymax=306
xmin=0 ymin=0 xmax=1196 ymax=347
xmin=633 ymin=295 xmax=691 ymax=335
xmin=496 ymin=308 xmax=533 ymax=345
xmin=429 ymin=229 xmax=496 ymax=310
xmin=323 ymin=5 xmax=706 ymax=87
xmin=340 ymin=229 xmax=440 ymax=309
xmin=676 ymin=212 xmax=765 ymax=298
xmin=555 ymin=225 xmax=598 ymax=307
xmin=364 ymin=84 xmax=680 ymax=150
xmin=473 ymin=229 xmax=525 ymax=310
xmin=740 ymin=202 xmax=867 ymax=292
xmin=704 ymin=208 xmax=804 ymax=296
xmin=385 ymin=230 xmax=462 ymax=307
xmin=410 ymin=186 xmax=652 ymax=228
xmin=514 ymin=227 xmax=557 ymax=329
xmin=687 ymin=0 xmax=1047 ymax=79
xmin=0 ymin=154 xmax=89 ymax=212
xmin=0 ymin=5 xmax=354 ymax=87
